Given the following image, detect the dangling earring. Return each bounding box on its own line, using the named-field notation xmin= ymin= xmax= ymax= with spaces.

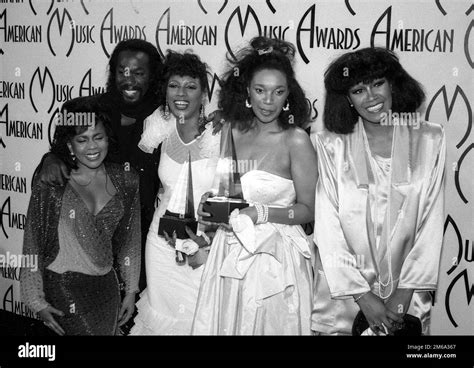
xmin=69 ymin=150 xmax=76 ymax=162
xmin=163 ymin=100 xmax=170 ymax=120
xmin=245 ymin=97 xmax=252 ymax=109
xmin=282 ymin=100 xmax=290 ymax=111
xmin=199 ymin=104 xmax=205 ymax=122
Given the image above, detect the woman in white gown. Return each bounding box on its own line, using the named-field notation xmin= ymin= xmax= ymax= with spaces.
xmin=130 ymin=51 xmax=220 ymax=335
xmin=192 ymin=37 xmax=317 ymax=335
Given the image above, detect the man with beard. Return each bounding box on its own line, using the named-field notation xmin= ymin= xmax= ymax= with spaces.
xmin=38 ymin=39 xmax=163 ymax=300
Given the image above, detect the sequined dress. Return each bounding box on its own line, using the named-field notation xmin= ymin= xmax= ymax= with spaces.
xmin=20 ymin=162 xmax=141 ymax=335
xmin=130 ymin=108 xmax=220 ymax=335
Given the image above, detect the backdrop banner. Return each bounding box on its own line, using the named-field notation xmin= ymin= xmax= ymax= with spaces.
xmin=0 ymin=0 xmax=472 ymax=335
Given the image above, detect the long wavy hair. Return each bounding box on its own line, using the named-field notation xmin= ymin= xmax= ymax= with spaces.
xmin=219 ymin=36 xmax=309 ymax=131
xmin=323 ymin=47 xmax=425 ymax=134
xmin=50 ymin=96 xmax=117 ymax=172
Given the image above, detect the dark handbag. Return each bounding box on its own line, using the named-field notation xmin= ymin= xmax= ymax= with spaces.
xmin=352 ymin=310 xmax=422 ymax=336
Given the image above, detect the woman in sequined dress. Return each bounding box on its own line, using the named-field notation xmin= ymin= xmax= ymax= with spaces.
xmin=129 ymin=51 xmax=220 ymax=335
xmin=21 ymin=97 xmax=141 ymax=335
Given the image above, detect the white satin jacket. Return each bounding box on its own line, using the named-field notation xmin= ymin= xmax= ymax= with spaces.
xmin=312 ymin=119 xmax=446 ymax=335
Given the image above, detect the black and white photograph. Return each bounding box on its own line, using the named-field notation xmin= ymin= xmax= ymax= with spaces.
xmin=0 ymin=0 xmax=472 ymax=364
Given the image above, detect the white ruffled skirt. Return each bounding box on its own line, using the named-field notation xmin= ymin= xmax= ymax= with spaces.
xmin=130 ymin=230 xmax=204 ymax=335
xmin=191 ymin=219 xmax=314 ymax=335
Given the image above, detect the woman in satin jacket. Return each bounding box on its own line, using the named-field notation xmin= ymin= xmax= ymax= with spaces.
xmin=312 ymin=47 xmax=446 ymax=335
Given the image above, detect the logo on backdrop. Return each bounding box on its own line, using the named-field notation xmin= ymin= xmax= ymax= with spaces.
xmin=29 ymin=67 xmax=55 ymax=113
xmin=0 ymin=104 xmax=43 ymax=149
xmin=305 ymin=97 xmax=320 ymax=122
xmin=425 ymin=85 xmax=472 ymax=149
xmin=464 ymin=19 xmax=474 ymax=68
xmin=100 ymin=8 xmax=146 ymax=58
xmin=224 ymin=6 xmax=261 ymax=60
xmin=0 ymin=9 xmax=42 ymax=43
xmin=296 ymin=4 xmax=361 ymax=64
xmin=197 ymin=0 xmax=229 ymax=15
xmin=454 ymin=143 xmax=473 ymax=205
xmin=371 ymin=6 xmax=455 ymax=53
xmin=205 ymin=73 xmax=220 ymax=104
xmin=443 ymin=216 xmax=474 ymax=328
xmin=0 ymin=197 xmax=26 ymax=240
xmin=425 ymin=85 xmax=472 ymax=204
xmin=29 ymin=0 xmax=55 ymax=16
xmin=0 ymin=81 xmax=25 ymax=100
xmin=3 ymin=284 xmax=37 ymax=319
xmin=47 ymin=8 xmax=96 ymax=57
xmin=29 ymin=67 xmax=75 ymax=113
xmin=0 ymin=173 xmax=27 ymax=194
xmin=79 ymin=69 xmax=106 ymax=97
xmin=155 ymin=7 xmax=218 ymax=60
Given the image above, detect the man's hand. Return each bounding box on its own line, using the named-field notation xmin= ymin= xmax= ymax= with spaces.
xmin=206 ymin=110 xmax=225 ymax=135
xmin=39 ymin=153 xmax=70 ymax=186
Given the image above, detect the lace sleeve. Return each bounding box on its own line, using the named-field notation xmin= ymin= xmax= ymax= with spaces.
xmin=138 ymin=106 xmax=173 ymax=153
xmin=198 ymin=122 xmax=221 ymax=159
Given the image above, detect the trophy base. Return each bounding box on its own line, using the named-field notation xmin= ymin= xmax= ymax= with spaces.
xmin=202 ymin=197 xmax=249 ymax=224
xmin=158 ymin=211 xmax=197 ymax=239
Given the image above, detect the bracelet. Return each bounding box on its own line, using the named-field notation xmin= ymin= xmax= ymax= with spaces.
xmin=200 ymin=232 xmax=211 ymax=246
xmin=353 ymin=291 xmax=370 ymax=303
xmin=263 ymin=204 xmax=268 ymax=223
xmin=255 ymin=203 xmax=269 ymax=224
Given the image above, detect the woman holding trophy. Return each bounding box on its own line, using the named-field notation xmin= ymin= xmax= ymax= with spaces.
xmin=130 ymin=50 xmax=220 ymax=335
xmin=192 ymin=37 xmax=317 ymax=335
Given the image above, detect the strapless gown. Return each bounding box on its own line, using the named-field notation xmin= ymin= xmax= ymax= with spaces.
xmin=191 ymin=170 xmax=314 ymax=335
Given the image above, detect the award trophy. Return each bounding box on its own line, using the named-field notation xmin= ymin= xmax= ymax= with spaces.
xmin=203 ymin=124 xmax=249 ymax=224
xmin=158 ymin=152 xmax=198 ymax=264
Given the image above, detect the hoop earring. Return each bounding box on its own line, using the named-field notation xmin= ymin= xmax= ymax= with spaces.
xmin=163 ymin=101 xmax=170 ymax=120
xmin=245 ymin=97 xmax=252 ymax=109
xmin=282 ymin=100 xmax=290 ymax=111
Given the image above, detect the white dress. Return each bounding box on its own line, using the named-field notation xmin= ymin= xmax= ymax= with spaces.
xmin=130 ymin=108 xmax=219 ymax=335
xmin=191 ymin=170 xmax=314 ymax=335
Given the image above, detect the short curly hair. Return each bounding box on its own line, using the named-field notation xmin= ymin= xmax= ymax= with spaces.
xmin=106 ymin=39 xmax=163 ymax=99
xmin=50 ymin=96 xmax=117 ymax=171
xmin=219 ymin=36 xmax=309 ymax=131
xmin=323 ymin=47 xmax=425 ymax=134
xmin=159 ymin=50 xmax=210 ymax=106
